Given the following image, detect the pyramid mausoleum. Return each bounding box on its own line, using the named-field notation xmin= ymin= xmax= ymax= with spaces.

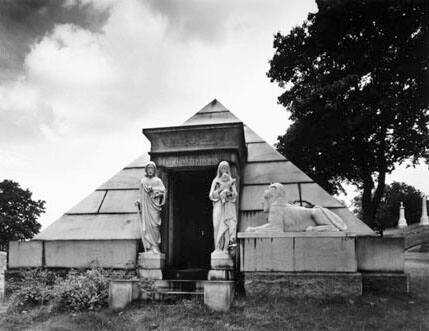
xmin=9 ymin=99 xmax=374 ymax=269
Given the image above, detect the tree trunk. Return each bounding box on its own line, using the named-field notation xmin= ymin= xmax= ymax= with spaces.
xmin=361 ymin=170 xmax=386 ymax=228
xmin=361 ymin=174 xmax=374 ymax=225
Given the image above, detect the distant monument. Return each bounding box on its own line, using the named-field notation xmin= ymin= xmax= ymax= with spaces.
xmin=420 ymin=195 xmax=429 ymax=226
xmin=246 ymin=183 xmax=347 ymax=233
xmin=398 ymin=201 xmax=407 ymax=228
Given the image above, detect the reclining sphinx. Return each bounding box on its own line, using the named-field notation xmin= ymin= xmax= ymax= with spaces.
xmin=246 ymin=183 xmax=347 ymax=233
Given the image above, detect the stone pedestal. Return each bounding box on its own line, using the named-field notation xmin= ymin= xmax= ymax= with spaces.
xmin=204 ymin=281 xmax=235 ymax=311
xmin=138 ymin=252 xmax=164 ymax=280
xmin=108 ymin=279 xmax=140 ymax=311
xmin=208 ymin=250 xmax=234 ymax=280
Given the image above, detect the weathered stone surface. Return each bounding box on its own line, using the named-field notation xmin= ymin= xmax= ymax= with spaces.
xmin=138 ymin=252 xmax=165 ymax=269
xmin=238 ymin=233 xmax=357 ymax=272
xmin=45 ymin=240 xmax=137 ymax=268
xmin=99 ymin=190 xmax=139 ymax=213
xmin=240 ymin=236 xmax=294 ymax=272
xmin=294 ymin=236 xmax=357 ymax=272
xmin=67 ymin=191 xmax=106 ymax=214
xmin=138 ymin=269 xmax=163 ymax=279
xmin=211 ymin=251 xmax=234 ymax=269
xmin=243 ymin=162 xmax=312 ymax=184
xmin=244 ymin=272 xmax=362 ymax=298
xmin=356 ymin=237 xmax=404 ymax=272
xmin=8 ymin=241 xmax=43 ymax=268
xmin=108 ymin=280 xmax=139 ymax=311
xmin=362 ymin=273 xmax=409 ymax=294
xmin=204 ymin=281 xmax=235 ymax=311
xmin=246 ymin=142 xmax=285 ymax=162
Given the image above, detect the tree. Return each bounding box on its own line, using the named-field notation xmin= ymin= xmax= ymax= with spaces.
xmin=268 ymin=0 xmax=429 ymax=227
xmin=353 ymin=181 xmax=426 ymax=230
xmin=0 ymin=180 xmax=45 ymax=250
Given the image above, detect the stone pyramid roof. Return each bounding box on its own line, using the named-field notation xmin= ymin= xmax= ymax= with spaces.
xmin=36 ymin=99 xmax=373 ymax=240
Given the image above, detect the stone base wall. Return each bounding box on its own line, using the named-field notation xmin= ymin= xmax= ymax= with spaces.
xmin=244 ymin=272 xmax=362 ymax=298
xmin=0 ymin=252 xmax=6 ymax=302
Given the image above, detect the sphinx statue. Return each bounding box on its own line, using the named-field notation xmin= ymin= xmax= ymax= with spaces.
xmin=245 ymin=183 xmax=347 ymax=233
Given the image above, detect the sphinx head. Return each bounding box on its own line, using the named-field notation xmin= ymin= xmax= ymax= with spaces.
xmin=263 ymin=183 xmax=286 ymax=213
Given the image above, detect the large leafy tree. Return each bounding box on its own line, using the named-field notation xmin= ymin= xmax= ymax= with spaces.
xmin=268 ymin=0 xmax=429 ymax=226
xmin=0 ymin=180 xmax=45 ymax=250
xmin=353 ymin=181 xmax=426 ymax=230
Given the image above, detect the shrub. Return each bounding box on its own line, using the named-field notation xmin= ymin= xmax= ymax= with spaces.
xmin=8 ymin=269 xmax=58 ymax=311
xmin=53 ymin=268 xmax=109 ymax=312
xmin=8 ymin=267 xmax=111 ymax=313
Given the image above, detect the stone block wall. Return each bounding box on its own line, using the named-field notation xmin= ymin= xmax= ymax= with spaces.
xmin=238 ymin=232 xmax=357 ymax=272
xmin=0 ymin=252 xmax=6 ymax=302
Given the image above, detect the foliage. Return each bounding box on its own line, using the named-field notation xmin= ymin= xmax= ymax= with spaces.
xmin=8 ymin=267 xmax=110 ymax=313
xmin=0 ymin=180 xmax=45 ymax=250
xmin=353 ymin=181 xmax=426 ymax=230
xmin=268 ymin=0 xmax=429 ymax=226
xmin=8 ymin=269 xmax=58 ymax=311
xmin=53 ymin=268 xmax=110 ymax=312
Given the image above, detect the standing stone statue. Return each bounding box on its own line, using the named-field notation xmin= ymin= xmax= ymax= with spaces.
xmin=135 ymin=161 xmax=166 ymax=254
xmin=209 ymin=161 xmax=238 ymax=252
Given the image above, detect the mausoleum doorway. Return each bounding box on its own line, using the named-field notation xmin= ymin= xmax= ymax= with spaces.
xmin=166 ymin=168 xmax=215 ymax=271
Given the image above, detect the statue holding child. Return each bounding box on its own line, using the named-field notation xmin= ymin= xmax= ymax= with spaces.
xmin=209 ymin=161 xmax=238 ymax=252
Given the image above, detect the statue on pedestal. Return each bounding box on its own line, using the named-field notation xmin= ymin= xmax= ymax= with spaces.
xmin=209 ymin=161 xmax=238 ymax=252
xmin=246 ymin=183 xmax=347 ymax=233
xmin=135 ymin=161 xmax=166 ymax=254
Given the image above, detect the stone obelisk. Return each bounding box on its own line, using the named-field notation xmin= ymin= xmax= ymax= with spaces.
xmin=420 ymin=195 xmax=429 ymax=226
xmin=398 ymin=201 xmax=407 ymax=228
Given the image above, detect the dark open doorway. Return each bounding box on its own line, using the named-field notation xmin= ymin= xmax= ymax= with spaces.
xmin=168 ymin=168 xmax=215 ymax=271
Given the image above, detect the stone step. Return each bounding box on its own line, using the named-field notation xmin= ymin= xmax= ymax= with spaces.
xmin=141 ymin=289 xmax=204 ymax=302
xmin=155 ymin=279 xmax=204 ymax=292
xmin=162 ymin=269 xmax=209 ymax=280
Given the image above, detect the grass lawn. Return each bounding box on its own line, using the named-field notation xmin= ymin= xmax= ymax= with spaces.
xmin=1 ymin=275 xmax=428 ymax=331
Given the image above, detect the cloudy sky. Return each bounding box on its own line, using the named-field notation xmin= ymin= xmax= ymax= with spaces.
xmin=1 ymin=0 xmax=428 ymax=229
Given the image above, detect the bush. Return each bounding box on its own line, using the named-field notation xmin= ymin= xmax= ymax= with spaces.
xmin=53 ymin=268 xmax=109 ymax=312
xmin=8 ymin=269 xmax=58 ymax=311
xmin=8 ymin=267 xmax=111 ymax=313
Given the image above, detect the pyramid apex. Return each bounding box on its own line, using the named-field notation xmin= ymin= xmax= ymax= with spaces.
xmin=197 ymin=99 xmax=229 ymax=113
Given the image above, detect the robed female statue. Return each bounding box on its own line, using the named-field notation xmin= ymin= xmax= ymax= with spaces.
xmin=135 ymin=161 xmax=166 ymax=254
xmin=209 ymin=161 xmax=238 ymax=252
